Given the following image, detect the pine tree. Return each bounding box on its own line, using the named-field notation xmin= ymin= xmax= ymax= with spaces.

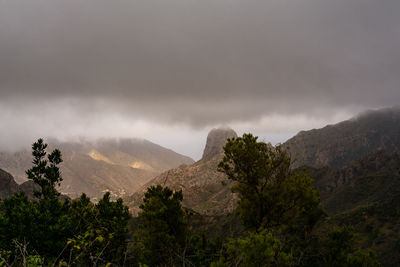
xmin=25 ymin=138 xmax=63 ymax=199
xmin=218 ymin=133 xmax=323 ymax=232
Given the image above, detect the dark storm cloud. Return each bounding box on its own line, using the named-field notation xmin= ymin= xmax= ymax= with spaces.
xmin=0 ymin=0 xmax=400 ymax=129
xmin=0 ymin=0 xmax=400 ymax=119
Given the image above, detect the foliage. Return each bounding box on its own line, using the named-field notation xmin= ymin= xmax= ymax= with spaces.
xmin=307 ymin=150 xmax=400 ymax=265
xmin=0 ymin=139 xmax=131 ymax=266
xmin=216 ymin=133 xmax=380 ymax=266
xmin=0 ymin=239 xmax=43 ymax=267
xmin=0 ymin=135 xmax=387 ymax=266
xmin=0 ymin=249 xmax=11 ymax=266
xmin=25 ymin=138 xmax=63 ymax=199
xmin=131 ymin=185 xmax=190 ymax=266
xmin=65 ymin=192 xmax=131 ymax=266
xmin=218 ymin=133 xmax=324 ymax=233
xmin=304 ymin=225 xmax=381 ymax=267
xmin=130 ymin=185 xmax=226 ymax=266
xmin=211 ymin=229 xmax=293 ymax=267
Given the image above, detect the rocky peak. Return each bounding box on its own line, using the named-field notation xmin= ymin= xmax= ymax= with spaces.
xmin=201 ymin=127 xmax=237 ymax=161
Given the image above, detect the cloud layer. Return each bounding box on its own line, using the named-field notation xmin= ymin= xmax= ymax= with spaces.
xmin=0 ymin=0 xmax=399 ymax=157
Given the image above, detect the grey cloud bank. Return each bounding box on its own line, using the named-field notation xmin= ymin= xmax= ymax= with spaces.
xmin=0 ymin=0 xmax=399 ymax=158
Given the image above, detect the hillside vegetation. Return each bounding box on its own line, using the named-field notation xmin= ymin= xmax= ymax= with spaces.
xmin=1 ymin=136 xmax=379 ymax=266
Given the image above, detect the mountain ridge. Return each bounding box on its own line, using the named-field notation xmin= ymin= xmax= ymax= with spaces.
xmin=283 ymin=107 xmax=400 ymax=169
xmin=0 ymin=138 xmax=194 ymax=200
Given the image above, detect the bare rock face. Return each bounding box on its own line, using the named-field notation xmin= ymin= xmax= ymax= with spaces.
xmin=201 ymin=128 xmax=237 ymax=161
xmin=0 ymin=168 xmax=19 ymax=199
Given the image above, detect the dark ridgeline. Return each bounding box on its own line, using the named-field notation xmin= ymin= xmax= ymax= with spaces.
xmin=284 ymin=107 xmax=400 ymax=169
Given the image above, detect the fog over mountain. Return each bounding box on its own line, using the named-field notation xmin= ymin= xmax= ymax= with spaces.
xmin=1 ymin=0 xmax=400 ymax=158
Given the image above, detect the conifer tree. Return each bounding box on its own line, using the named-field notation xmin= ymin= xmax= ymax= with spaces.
xmin=218 ymin=133 xmax=323 ymax=232
xmin=133 ymin=185 xmax=189 ymax=266
xmin=26 ymin=138 xmax=63 ymax=199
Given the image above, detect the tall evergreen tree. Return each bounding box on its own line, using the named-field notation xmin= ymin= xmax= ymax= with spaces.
xmin=218 ymin=133 xmax=323 ymax=233
xmin=132 ymin=185 xmax=190 ymax=266
xmin=26 ymin=138 xmax=63 ymax=199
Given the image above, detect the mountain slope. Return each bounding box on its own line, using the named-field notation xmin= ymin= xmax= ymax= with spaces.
xmin=0 ymin=168 xmax=19 ymax=199
xmin=0 ymin=138 xmax=194 ymax=200
xmin=0 ymin=168 xmax=40 ymax=200
xmin=284 ymin=107 xmax=400 ymax=169
xmin=306 ymin=150 xmax=400 ymax=214
xmin=306 ymin=150 xmax=400 ymax=266
xmin=125 ymin=127 xmax=238 ymax=215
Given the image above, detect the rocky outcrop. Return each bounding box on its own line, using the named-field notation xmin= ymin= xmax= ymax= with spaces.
xmin=283 ymin=107 xmax=400 ymax=169
xmin=0 ymin=169 xmax=40 ymax=200
xmin=0 ymin=168 xmax=19 ymax=199
xmin=126 ymin=127 xmax=238 ymax=215
xmin=201 ymin=127 xmax=237 ymax=161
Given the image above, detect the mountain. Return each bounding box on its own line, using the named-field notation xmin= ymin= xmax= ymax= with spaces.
xmin=125 ymin=127 xmax=238 ymax=215
xmin=284 ymin=107 xmax=400 ymax=169
xmin=306 ymin=150 xmax=400 ymax=215
xmin=201 ymin=127 xmax=237 ymax=161
xmin=306 ymin=150 xmax=400 ymax=266
xmin=0 ymin=168 xmax=40 ymax=200
xmin=0 ymin=138 xmax=194 ymax=200
xmin=282 ymin=108 xmax=400 ymax=265
xmin=0 ymin=168 xmax=19 ymax=199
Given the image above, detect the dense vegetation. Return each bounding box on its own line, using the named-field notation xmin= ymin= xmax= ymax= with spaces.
xmin=0 ymin=136 xmax=382 ymax=266
xmin=0 ymin=139 xmax=131 ymax=266
xmin=307 ymin=150 xmax=400 ymax=266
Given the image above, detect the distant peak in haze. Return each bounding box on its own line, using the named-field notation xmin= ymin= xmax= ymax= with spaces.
xmin=201 ymin=127 xmax=237 ymax=161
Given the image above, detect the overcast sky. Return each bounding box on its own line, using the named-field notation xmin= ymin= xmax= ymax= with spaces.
xmin=1 ymin=0 xmax=399 ymax=159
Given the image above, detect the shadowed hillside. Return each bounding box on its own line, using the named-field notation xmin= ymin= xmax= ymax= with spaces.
xmin=305 ymin=150 xmax=400 ymax=266
xmin=284 ymin=107 xmax=400 ymax=169
xmin=0 ymin=168 xmax=18 ymax=199
xmin=0 ymin=168 xmax=42 ymax=200
xmin=305 ymin=150 xmax=400 ymax=214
